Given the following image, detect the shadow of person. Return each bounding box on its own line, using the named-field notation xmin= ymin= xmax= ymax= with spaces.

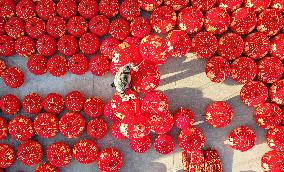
xmin=163 ymin=87 xmax=212 ymax=120
xmin=159 ymin=57 xmax=207 ymax=87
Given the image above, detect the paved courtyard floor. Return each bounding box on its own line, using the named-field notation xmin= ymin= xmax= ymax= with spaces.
xmin=0 ymin=54 xmax=269 ymax=172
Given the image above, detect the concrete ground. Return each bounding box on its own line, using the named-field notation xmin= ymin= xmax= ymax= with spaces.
xmin=0 ymin=53 xmax=270 ymax=172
